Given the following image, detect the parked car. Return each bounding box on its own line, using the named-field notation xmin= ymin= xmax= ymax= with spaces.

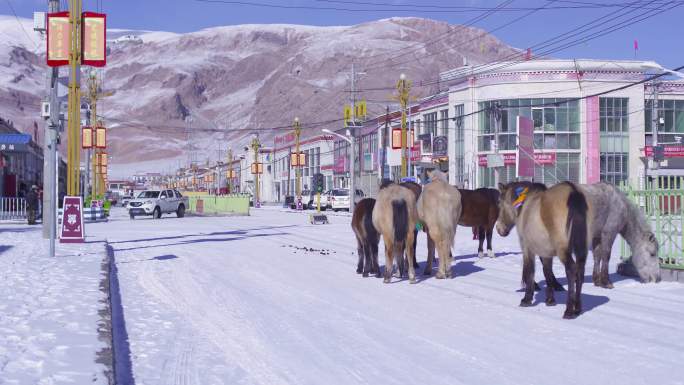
xmin=305 ymin=190 xmax=330 ymax=210
xmin=127 ymin=189 xmax=188 ymax=219
xmin=121 ymin=194 xmax=134 ymax=207
xmin=329 ymin=189 xmax=365 ymax=211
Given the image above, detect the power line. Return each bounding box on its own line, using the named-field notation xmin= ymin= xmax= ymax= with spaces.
xmin=3 ymin=0 xmax=39 ymax=50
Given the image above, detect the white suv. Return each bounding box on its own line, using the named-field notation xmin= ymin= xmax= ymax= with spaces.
xmin=127 ymin=189 xmax=188 ymax=219
xmin=329 ymin=189 xmax=364 ymax=211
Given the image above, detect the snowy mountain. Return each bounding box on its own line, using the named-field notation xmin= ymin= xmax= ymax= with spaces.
xmin=0 ymin=16 xmax=518 ymax=175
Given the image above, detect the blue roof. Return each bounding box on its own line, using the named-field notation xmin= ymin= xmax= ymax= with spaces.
xmin=0 ymin=134 xmax=31 ymax=144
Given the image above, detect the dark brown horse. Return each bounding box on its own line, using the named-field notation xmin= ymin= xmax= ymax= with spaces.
xmin=351 ymin=198 xmax=380 ymax=277
xmin=458 ymin=188 xmax=500 ymax=258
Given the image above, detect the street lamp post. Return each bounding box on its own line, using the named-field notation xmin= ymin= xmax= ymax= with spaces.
xmin=323 ymin=128 xmax=355 ymax=212
xmin=293 ymin=117 xmax=302 ymax=209
xmin=251 ymin=135 xmax=261 ymax=206
xmin=396 ymin=73 xmax=411 ymax=178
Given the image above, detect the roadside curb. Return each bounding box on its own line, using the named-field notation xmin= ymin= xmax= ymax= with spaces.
xmin=106 ymin=243 xmax=136 ymax=385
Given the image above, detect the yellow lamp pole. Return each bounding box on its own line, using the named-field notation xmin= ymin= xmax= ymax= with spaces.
xmin=227 ymin=148 xmax=233 ymax=193
xmin=251 ymin=136 xmax=261 ymax=204
xmin=293 ymin=117 xmax=302 ymax=198
xmin=396 ymin=73 xmax=411 ymax=178
xmin=66 ymin=0 xmax=82 ymax=195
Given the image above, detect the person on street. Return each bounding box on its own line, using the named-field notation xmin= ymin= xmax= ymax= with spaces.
xmin=26 ymin=185 xmax=39 ymax=225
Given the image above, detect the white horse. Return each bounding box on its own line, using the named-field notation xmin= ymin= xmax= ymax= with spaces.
xmin=417 ymin=169 xmax=462 ymax=279
xmin=581 ymin=183 xmax=660 ymax=286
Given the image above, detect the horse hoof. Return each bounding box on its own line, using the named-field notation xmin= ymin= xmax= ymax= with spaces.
xmin=383 ymin=278 xmax=391 ymax=284
xmin=488 ymin=250 xmax=495 ymax=258
xmin=423 ymin=269 xmax=432 ymax=276
xmin=519 ymin=299 xmax=533 ymax=307
xmin=362 ymin=272 xmax=369 ymax=278
xmin=409 ymin=277 xmax=417 ymax=284
xmin=534 ymin=282 xmax=541 ymax=292
xmin=356 ymin=269 xmax=363 ymax=274
xmin=478 ymin=251 xmax=484 ymax=258
xmin=435 ymin=272 xmax=446 ymax=279
xmin=545 ymin=298 xmax=556 ymax=306
xmin=563 ymin=310 xmax=578 ymax=320
xmin=600 ymin=281 xmax=614 ymax=289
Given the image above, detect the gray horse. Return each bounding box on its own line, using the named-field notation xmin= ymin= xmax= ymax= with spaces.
xmin=535 ymin=182 xmax=660 ymax=290
xmin=582 ymin=183 xmax=660 ymax=286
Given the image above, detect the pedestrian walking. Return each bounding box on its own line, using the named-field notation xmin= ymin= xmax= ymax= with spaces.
xmin=26 ymin=185 xmax=39 ymax=225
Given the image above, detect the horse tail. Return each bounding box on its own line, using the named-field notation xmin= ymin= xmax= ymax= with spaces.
xmin=392 ymin=199 xmax=408 ymax=247
xmin=566 ymin=183 xmax=589 ymax=261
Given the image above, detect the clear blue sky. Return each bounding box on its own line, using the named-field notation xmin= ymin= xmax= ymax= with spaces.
xmin=3 ymin=0 xmax=683 ymax=69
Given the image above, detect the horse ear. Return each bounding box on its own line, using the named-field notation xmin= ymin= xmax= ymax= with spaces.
xmin=648 ymin=232 xmax=657 ymax=243
xmin=498 ymin=183 xmax=506 ymax=193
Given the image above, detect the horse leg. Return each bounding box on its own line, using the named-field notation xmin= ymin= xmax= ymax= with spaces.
xmin=591 ymin=237 xmax=602 ymax=286
xmin=598 ymin=234 xmax=616 ymax=289
xmin=407 ymin=230 xmax=417 ymax=284
xmin=539 ymin=256 xmax=565 ymax=291
xmin=424 ymin=229 xmax=436 ymax=276
xmin=435 ymin=240 xmax=450 ymax=279
xmin=486 ymin=226 xmax=495 ymax=258
xmin=540 ymin=257 xmax=557 ymax=306
xmin=362 ymin=243 xmax=372 ymax=277
xmin=520 ymin=249 xmax=536 ymax=307
xmin=383 ymin=242 xmax=394 ymax=284
xmin=560 ymin=249 xmax=578 ymax=319
xmin=477 ymin=226 xmax=485 ymax=258
xmin=575 ymin=248 xmax=587 ymax=316
xmin=371 ymin=240 xmax=381 ymax=278
xmin=412 ymin=229 xmax=420 ymax=269
xmin=356 ymin=239 xmax=364 ymax=274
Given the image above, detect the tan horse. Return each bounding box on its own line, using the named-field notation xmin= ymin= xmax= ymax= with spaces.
xmin=497 ymin=181 xmax=592 ymax=319
xmin=372 ymin=183 xmax=419 ymax=283
xmin=417 ymin=170 xmax=462 ymax=279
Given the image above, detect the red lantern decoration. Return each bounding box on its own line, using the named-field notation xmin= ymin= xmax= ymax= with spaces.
xmin=95 ymin=126 xmax=106 ymax=149
xmin=82 ymin=126 xmax=93 ymax=149
xmin=46 ymin=12 xmax=70 ymax=67
xmin=81 ymin=12 xmax=107 ymax=67
xmin=290 ymin=152 xmax=306 ymax=167
xmin=251 ymin=162 xmax=263 ymax=174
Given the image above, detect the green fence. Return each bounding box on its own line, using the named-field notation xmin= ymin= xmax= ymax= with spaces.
xmin=187 ymin=194 xmax=250 ymax=216
xmin=620 ymin=178 xmax=684 ymax=270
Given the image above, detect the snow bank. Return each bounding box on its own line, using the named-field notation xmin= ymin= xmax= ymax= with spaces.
xmin=0 ymin=225 xmax=110 ymax=384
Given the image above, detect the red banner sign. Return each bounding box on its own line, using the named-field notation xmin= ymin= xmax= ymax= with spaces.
xmin=60 ymin=196 xmax=84 ymax=243
xmin=644 ymin=146 xmax=684 ymax=157
xmin=81 ymin=12 xmax=107 ymax=67
xmin=47 ymin=12 xmax=70 ymax=67
xmin=479 ymin=152 xmax=556 ymax=167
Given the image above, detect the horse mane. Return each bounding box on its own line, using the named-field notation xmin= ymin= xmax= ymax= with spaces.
xmin=614 ymin=185 xmax=652 ymax=243
xmin=379 ymin=179 xmax=395 ymax=190
xmin=428 ymin=169 xmax=448 ymax=182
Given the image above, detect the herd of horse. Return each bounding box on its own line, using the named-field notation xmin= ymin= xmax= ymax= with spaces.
xmin=351 ymin=169 xmax=661 ymax=319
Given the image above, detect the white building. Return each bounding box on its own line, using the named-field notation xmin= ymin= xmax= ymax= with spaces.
xmin=440 ymin=59 xmax=684 ymax=188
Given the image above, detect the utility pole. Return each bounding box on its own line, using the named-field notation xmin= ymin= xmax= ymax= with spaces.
xmin=380 ymin=105 xmax=389 ymax=182
xmin=293 ymin=117 xmax=302 ymax=207
xmin=251 ymin=135 xmax=261 ymax=205
xmin=39 ymin=0 xmax=60 ymax=258
xmin=651 ymin=80 xmax=660 ymax=171
xmin=66 ymin=0 xmax=82 ymax=196
xmin=227 ymin=148 xmax=233 ymax=193
xmin=85 ymin=72 xmax=110 ymax=198
xmin=347 ymin=64 xmax=364 ymax=194
xmin=396 ymin=73 xmax=411 ymax=178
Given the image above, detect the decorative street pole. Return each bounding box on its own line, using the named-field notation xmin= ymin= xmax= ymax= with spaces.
xmin=66 ymin=0 xmax=83 ymax=196
xmin=396 ymin=73 xmax=411 ymax=178
xmin=251 ymin=135 xmax=261 ymax=206
xmin=294 ymin=117 xmax=302 ymax=197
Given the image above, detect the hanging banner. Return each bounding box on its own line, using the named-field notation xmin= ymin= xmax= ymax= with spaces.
xmin=46 ymin=12 xmax=70 ymax=67
xmin=517 ymin=116 xmax=534 ymax=178
xmin=95 ymin=127 xmax=106 ymax=148
xmin=81 ymin=12 xmax=107 ymax=67
xmin=82 ymin=126 xmax=93 ymax=149
xmin=585 ymin=96 xmax=600 ymax=183
xmin=60 ymin=196 xmax=84 ymax=243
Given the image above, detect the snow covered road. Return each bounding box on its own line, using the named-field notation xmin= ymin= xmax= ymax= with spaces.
xmin=92 ymin=207 xmax=684 ymax=385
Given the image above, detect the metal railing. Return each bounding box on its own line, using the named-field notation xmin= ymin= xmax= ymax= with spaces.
xmin=0 ymin=197 xmax=27 ymax=220
xmin=620 ymin=178 xmax=684 ymax=270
